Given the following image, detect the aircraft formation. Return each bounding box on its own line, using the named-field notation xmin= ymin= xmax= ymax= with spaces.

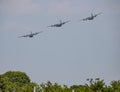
xmin=19 ymin=12 xmax=102 ymax=38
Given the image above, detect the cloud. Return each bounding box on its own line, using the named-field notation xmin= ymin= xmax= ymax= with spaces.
xmin=0 ymin=0 xmax=39 ymax=15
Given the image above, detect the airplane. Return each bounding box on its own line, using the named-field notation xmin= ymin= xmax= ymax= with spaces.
xmin=48 ymin=20 xmax=70 ymax=27
xmin=19 ymin=31 xmax=43 ymax=38
xmin=80 ymin=12 xmax=102 ymax=21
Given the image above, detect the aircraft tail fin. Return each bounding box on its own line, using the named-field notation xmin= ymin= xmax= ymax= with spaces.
xmin=30 ymin=31 xmax=32 ymax=35
xmin=60 ymin=20 xmax=62 ymax=24
xmin=91 ymin=13 xmax=93 ymax=17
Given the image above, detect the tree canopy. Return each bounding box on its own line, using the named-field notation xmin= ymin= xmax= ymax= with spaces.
xmin=0 ymin=71 xmax=120 ymax=92
xmin=2 ymin=71 xmax=30 ymax=86
xmin=0 ymin=71 xmax=36 ymax=92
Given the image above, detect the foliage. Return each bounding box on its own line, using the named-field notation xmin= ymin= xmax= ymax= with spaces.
xmin=2 ymin=71 xmax=30 ymax=86
xmin=110 ymin=80 xmax=120 ymax=92
xmin=0 ymin=71 xmax=120 ymax=92
xmin=0 ymin=71 xmax=36 ymax=92
xmin=86 ymin=78 xmax=105 ymax=91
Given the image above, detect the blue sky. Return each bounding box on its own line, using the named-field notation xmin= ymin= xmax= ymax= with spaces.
xmin=0 ymin=0 xmax=120 ymax=86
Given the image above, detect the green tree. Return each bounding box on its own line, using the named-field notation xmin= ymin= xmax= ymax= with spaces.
xmin=2 ymin=71 xmax=30 ymax=86
xmin=52 ymin=83 xmax=63 ymax=92
xmin=0 ymin=71 xmax=34 ymax=92
xmin=70 ymin=85 xmax=93 ymax=92
xmin=86 ymin=78 xmax=105 ymax=92
xmin=0 ymin=75 xmax=6 ymax=92
xmin=1 ymin=71 xmax=120 ymax=92
xmin=63 ymin=85 xmax=70 ymax=92
xmin=110 ymin=80 xmax=120 ymax=92
xmin=21 ymin=82 xmax=36 ymax=92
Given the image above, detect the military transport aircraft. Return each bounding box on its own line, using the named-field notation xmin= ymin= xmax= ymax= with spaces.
xmin=48 ymin=20 xmax=70 ymax=27
xmin=19 ymin=31 xmax=43 ymax=38
xmin=80 ymin=12 xmax=102 ymax=21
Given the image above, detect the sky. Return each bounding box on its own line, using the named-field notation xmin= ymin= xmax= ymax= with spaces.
xmin=0 ymin=0 xmax=120 ymax=86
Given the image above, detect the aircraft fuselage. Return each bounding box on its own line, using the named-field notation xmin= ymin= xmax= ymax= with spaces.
xmin=29 ymin=35 xmax=34 ymax=37
xmin=88 ymin=16 xmax=94 ymax=20
xmin=55 ymin=24 xmax=62 ymax=27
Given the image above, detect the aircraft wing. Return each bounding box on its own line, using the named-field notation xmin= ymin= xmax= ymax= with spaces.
xmin=47 ymin=24 xmax=56 ymax=27
xmin=63 ymin=20 xmax=70 ymax=24
xmin=19 ymin=34 xmax=30 ymax=38
xmin=94 ymin=12 xmax=102 ymax=17
xmin=80 ymin=17 xmax=89 ymax=21
xmin=32 ymin=31 xmax=43 ymax=35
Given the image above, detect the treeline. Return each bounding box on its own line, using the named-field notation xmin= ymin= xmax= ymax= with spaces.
xmin=0 ymin=71 xmax=120 ymax=92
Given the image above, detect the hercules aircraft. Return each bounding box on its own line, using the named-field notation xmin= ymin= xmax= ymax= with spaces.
xmin=19 ymin=31 xmax=43 ymax=38
xmin=80 ymin=12 xmax=102 ymax=21
xmin=48 ymin=20 xmax=70 ymax=27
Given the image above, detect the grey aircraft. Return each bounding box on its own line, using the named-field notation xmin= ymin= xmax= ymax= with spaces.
xmin=80 ymin=12 xmax=102 ymax=21
xmin=48 ymin=20 xmax=70 ymax=27
xmin=19 ymin=31 xmax=43 ymax=38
